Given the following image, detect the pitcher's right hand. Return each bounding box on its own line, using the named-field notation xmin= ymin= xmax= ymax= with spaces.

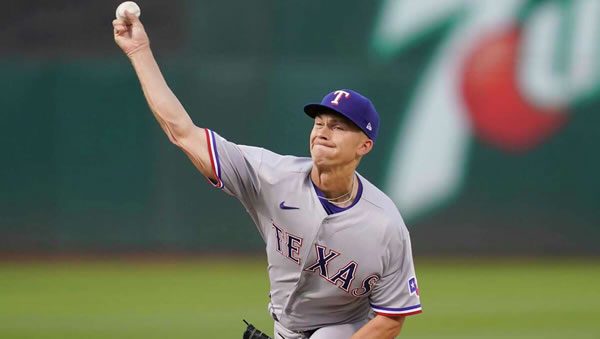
xmin=113 ymin=11 xmax=150 ymax=57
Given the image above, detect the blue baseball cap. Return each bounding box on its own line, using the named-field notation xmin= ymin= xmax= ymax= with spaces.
xmin=304 ymin=89 xmax=380 ymax=142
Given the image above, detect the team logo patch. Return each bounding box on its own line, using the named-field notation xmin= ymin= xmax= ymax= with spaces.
xmin=408 ymin=277 xmax=419 ymax=296
xmin=366 ymin=122 xmax=372 ymax=131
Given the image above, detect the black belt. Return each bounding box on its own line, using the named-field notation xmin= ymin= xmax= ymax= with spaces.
xmin=272 ymin=313 xmax=317 ymax=338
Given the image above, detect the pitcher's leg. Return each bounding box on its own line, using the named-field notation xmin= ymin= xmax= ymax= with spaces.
xmin=309 ymin=320 xmax=368 ymax=339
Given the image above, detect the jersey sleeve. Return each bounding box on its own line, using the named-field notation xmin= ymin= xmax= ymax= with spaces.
xmin=369 ymin=227 xmax=422 ymax=317
xmin=203 ymin=129 xmax=264 ymax=204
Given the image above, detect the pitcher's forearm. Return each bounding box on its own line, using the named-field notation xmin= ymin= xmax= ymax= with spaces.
xmin=129 ymin=48 xmax=195 ymax=144
xmin=113 ymin=13 xmax=214 ymax=179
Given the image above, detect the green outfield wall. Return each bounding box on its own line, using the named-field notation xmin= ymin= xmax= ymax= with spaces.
xmin=1 ymin=0 xmax=598 ymax=254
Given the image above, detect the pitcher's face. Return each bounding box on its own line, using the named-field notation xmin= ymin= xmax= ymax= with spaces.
xmin=309 ymin=112 xmax=372 ymax=168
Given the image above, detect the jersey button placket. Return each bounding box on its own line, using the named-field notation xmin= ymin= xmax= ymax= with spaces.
xmin=283 ymin=217 xmax=329 ymax=316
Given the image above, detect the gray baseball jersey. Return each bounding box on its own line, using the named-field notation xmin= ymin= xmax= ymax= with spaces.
xmin=204 ymin=129 xmax=422 ymax=332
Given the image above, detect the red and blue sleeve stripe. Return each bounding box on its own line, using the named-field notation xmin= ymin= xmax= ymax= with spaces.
xmin=204 ymin=128 xmax=224 ymax=189
xmin=370 ymin=304 xmax=422 ymax=317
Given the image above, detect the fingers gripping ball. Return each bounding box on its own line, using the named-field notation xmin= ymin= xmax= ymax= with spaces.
xmin=116 ymin=1 xmax=141 ymax=20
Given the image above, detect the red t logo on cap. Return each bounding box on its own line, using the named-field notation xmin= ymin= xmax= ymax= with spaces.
xmin=331 ymin=90 xmax=350 ymax=106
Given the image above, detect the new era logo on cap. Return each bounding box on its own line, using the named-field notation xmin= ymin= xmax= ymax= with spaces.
xmin=303 ymin=89 xmax=380 ymax=142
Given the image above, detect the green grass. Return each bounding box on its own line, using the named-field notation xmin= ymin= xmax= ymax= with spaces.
xmin=0 ymin=257 xmax=598 ymax=338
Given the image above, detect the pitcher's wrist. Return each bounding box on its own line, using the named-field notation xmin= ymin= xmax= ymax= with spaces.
xmin=127 ymin=43 xmax=151 ymax=59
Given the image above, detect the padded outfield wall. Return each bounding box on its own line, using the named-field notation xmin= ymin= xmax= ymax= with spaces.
xmin=1 ymin=0 xmax=598 ymax=254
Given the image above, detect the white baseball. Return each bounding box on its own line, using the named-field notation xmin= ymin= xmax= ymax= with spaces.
xmin=115 ymin=1 xmax=141 ymax=20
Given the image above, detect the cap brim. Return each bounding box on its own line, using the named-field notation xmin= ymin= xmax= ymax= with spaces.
xmin=303 ymin=103 xmax=372 ymax=141
xmin=303 ymin=103 xmax=344 ymax=118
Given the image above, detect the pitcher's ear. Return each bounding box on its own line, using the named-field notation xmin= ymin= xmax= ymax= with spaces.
xmin=358 ymin=138 xmax=373 ymax=156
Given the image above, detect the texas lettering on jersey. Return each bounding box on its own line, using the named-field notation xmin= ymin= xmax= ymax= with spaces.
xmin=272 ymin=224 xmax=380 ymax=297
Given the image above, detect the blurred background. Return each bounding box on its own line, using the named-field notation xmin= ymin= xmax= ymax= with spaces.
xmin=1 ymin=0 xmax=598 ymax=338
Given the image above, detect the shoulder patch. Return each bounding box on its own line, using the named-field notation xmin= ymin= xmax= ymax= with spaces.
xmin=408 ymin=276 xmax=420 ymax=296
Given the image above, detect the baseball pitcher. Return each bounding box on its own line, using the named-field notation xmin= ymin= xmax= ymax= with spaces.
xmin=113 ymin=10 xmax=422 ymax=339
